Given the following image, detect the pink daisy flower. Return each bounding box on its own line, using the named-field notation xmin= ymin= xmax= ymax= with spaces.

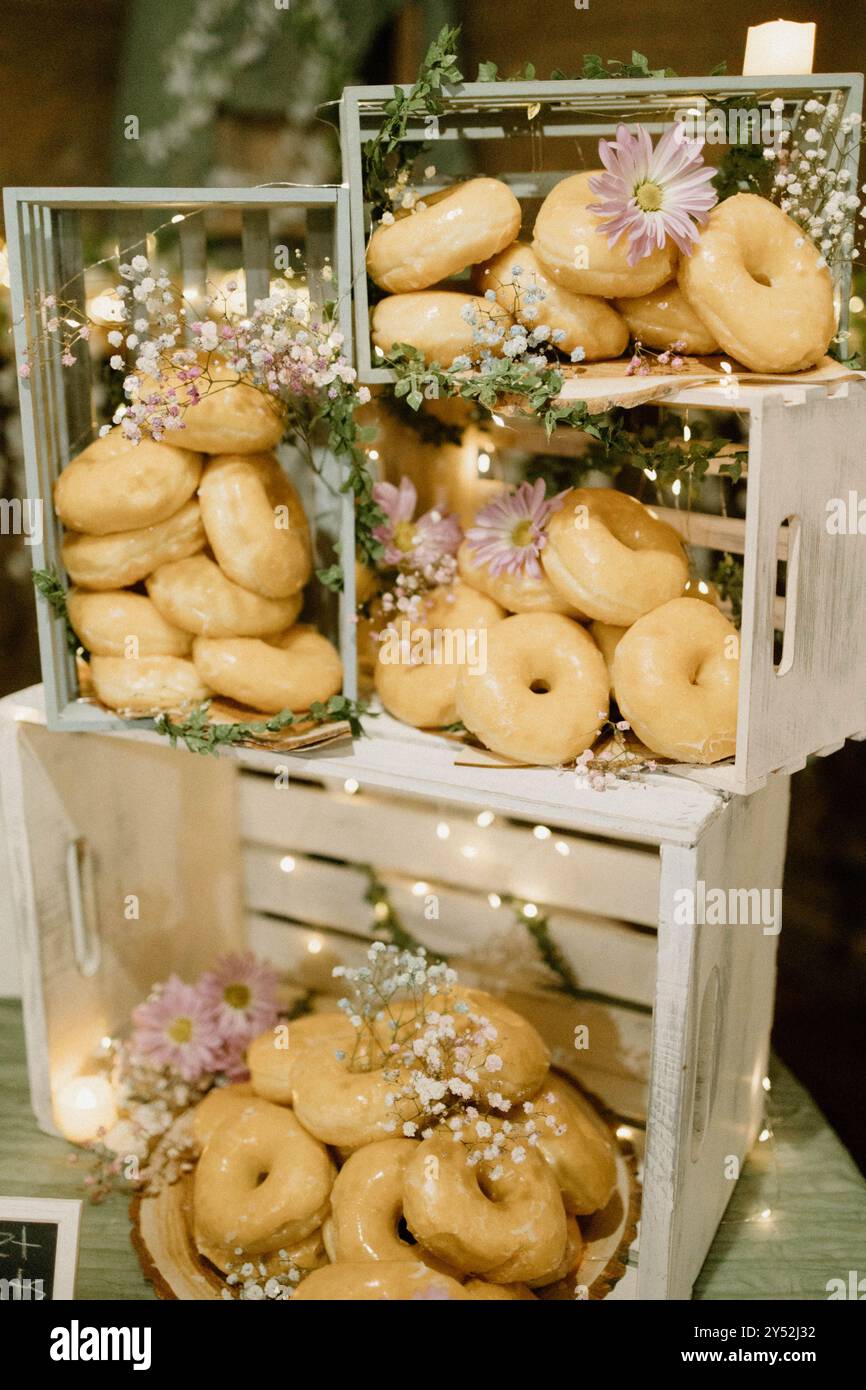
xmin=197 ymin=951 xmax=280 ymax=1041
xmin=466 ymin=479 xmax=567 ymax=578
xmin=130 ymin=976 xmax=222 ymax=1082
xmin=373 ymin=477 xmax=462 ymax=569
xmin=588 ymin=123 xmax=717 ymax=266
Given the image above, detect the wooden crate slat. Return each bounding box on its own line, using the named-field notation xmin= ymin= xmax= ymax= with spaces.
xmin=239 ymin=773 xmax=661 ymax=925
xmin=242 ymin=844 xmax=657 ymax=1007
xmin=241 ymin=209 xmax=271 ymax=308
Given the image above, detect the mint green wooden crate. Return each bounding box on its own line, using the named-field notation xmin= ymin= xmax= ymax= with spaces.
xmin=340 ymin=73 xmax=863 ymax=383
xmin=3 ymin=186 xmax=357 ymax=731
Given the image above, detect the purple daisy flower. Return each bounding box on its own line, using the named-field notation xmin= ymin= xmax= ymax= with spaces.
xmin=588 ymin=123 xmax=717 ymax=266
xmin=373 ymin=477 xmax=463 ymax=569
xmin=130 ymin=976 xmax=222 ymax=1082
xmin=197 ymin=951 xmax=281 ymax=1042
xmin=466 ymin=479 xmax=567 ymax=579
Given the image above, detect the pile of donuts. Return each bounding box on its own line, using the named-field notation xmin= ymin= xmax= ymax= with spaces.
xmin=57 ymin=365 xmax=343 ymax=718
xmin=370 ymin=485 xmax=740 ymax=768
xmin=189 ymin=989 xmax=618 ymax=1300
xmin=367 ymin=175 xmax=836 ymax=375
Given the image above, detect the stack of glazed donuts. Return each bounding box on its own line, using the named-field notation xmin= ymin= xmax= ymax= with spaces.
xmin=367 ymin=176 xmax=835 ymax=374
xmin=190 ymin=990 xmax=619 ymax=1300
xmin=58 ymin=367 xmax=343 ymax=718
xmin=372 ymin=486 xmax=741 ymax=767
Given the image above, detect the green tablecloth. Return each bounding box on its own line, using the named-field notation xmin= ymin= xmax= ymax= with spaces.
xmin=1 ymin=1001 xmax=863 ymax=1301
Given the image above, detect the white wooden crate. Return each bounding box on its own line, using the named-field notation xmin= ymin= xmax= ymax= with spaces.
xmin=0 ymin=689 xmax=791 ymax=1299
xmin=3 ymin=186 xmax=358 ymax=731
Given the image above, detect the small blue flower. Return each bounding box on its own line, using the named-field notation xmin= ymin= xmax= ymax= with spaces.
xmin=484 ymin=288 xmax=497 ymax=301
xmin=552 ymin=328 xmax=566 ymax=342
xmin=570 ymin=345 xmax=586 ymax=362
xmin=510 ymin=264 xmax=524 ymax=276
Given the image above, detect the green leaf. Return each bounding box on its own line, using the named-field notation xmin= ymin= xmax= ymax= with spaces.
xmin=477 ymin=60 xmax=499 ymax=82
xmin=32 ymin=567 xmax=87 ymax=659
xmin=316 ymin=563 xmax=344 ymax=593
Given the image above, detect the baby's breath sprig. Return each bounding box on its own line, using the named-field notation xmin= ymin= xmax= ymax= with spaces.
xmin=153 ymin=695 xmax=371 ymax=755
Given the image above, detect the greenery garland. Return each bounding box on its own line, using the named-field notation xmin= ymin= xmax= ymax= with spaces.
xmin=32 ymin=567 xmax=87 ymax=659
xmin=153 ymin=694 xmax=370 ymax=754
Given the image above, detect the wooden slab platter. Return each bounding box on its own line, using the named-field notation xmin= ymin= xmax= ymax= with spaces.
xmin=130 ymin=1079 xmax=640 ymax=1302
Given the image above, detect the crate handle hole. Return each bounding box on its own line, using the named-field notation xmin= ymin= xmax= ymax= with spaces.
xmin=66 ymin=836 xmax=101 ymax=977
xmin=774 ymin=514 xmax=801 ymax=678
xmin=690 ymin=965 xmax=722 ymax=1163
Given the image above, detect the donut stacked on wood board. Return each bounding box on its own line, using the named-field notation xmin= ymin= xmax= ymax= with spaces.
xmin=367 ymin=177 xmax=835 ymax=375
xmin=57 ymin=372 xmax=343 ymax=718
xmin=371 ymin=481 xmax=740 ymax=768
xmin=189 ymin=988 xmax=620 ymax=1300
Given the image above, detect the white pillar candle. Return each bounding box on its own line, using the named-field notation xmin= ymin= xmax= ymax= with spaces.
xmin=55 ymin=1075 xmax=118 ymax=1144
xmin=743 ymin=20 xmax=816 ymax=75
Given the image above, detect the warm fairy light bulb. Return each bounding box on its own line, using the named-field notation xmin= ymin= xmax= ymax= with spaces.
xmin=644 ymin=467 xmax=657 ymax=480
xmin=367 ymin=449 xmax=380 ymax=461
xmin=720 ymin=360 xmax=733 ymax=375
xmin=56 ymin=1075 xmax=117 ymax=1144
xmin=850 ymin=295 xmax=865 ymax=314
xmin=476 ymin=811 xmax=495 ymax=828
xmin=488 ymin=892 xmax=502 ymax=908
xmin=616 ymin=1124 xmax=633 ymax=1140
xmin=279 ymin=855 xmax=296 ymax=874
xmin=306 ymin=935 xmax=323 ymax=955
xmin=477 ymin=451 xmax=491 ymax=474
xmin=522 ymin=902 xmax=539 ymax=919
xmin=555 ymin=840 xmax=570 ymax=856
xmin=491 ymin=412 xmax=505 ymax=427
xmin=759 ymin=1208 xmax=772 ymax=1221
xmin=461 ymin=845 xmax=478 ymax=859
xmin=698 ymin=580 xmax=709 ymax=594
xmin=343 ymin=778 xmax=360 ymax=795
xmin=412 ymin=881 xmax=429 ymax=897
xmin=672 ymin=478 xmax=682 ymax=496
xmin=374 ymin=902 xmax=389 ymax=922
xmin=683 ymin=423 xmax=692 ymax=442
xmin=533 ymin=825 xmax=551 ymax=840
xmin=758 ymin=1128 xmax=770 ymax=1142
xmin=762 ymin=1076 xmax=772 ymax=1092
xmin=171 ymin=213 xmax=186 ymax=224
xmin=436 ymin=822 xmax=450 ymax=841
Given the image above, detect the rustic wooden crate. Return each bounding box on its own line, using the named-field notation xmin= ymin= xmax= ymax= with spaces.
xmin=0 ymin=693 xmax=791 ymax=1299
xmin=340 ymin=75 xmax=866 ymax=795
xmin=3 ymin=186 xmax=358 ymax=731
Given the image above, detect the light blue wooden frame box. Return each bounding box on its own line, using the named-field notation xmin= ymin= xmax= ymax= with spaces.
xmin=340 ymin=73 xmax=864 ymax=383
xmin=3 ymin=185 xmax=358 ymax=731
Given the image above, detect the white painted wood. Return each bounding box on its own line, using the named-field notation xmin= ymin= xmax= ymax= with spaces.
xmin=242 ymin=844 xmax=658 ymax=1006
xmin=638 ymin=774 xmax=790 ymax=1299
xmin=239 ymin=771 xmax=662 ymax=925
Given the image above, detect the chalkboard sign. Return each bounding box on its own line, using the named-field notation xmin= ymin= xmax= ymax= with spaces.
xmin=0 ymin=1198 xmax=81 ymax=1300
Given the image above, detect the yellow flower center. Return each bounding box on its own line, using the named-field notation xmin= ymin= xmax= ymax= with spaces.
xmin=635 ymin=181 xmax=663 ymax=212
xmin=511 ymin=519 xmax=534 ymax=548
xmin=224 ymin=983 xmax=251 ymax=1010
xmin=393 ymin=520 xmax=417 ymax=552
xmin=168 ymin=1016 xmax=193 ymax=1044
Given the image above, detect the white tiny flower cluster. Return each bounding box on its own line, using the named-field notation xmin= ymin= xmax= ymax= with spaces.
xmin=456 ymin=273 xmax=585 ymax=372
xmin=765 ymin=98 xmax=864 ymax=270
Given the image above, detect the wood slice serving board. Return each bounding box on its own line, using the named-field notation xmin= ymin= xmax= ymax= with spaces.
xmin=130 ymin=1082 xmax=640 ymax=1302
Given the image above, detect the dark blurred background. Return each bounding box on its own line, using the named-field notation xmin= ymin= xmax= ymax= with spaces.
xmin=0 ymin=0 xmax=864 ymax=1167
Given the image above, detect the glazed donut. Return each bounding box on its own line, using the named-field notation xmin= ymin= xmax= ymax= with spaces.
xmin=532 ymin=1076 xmax=617 ymax=1215
xmin=533 ymin=172 xmax=677 ymax=298
xmin=191 ymin=1082 xmax=257 ymax=1151
xmin=291 ymin=1261 xmax=469 ymax=1301
xmin=589 ymin=620 xmax=627 ymax=695
xmin=615 ymin=280 xmax=719 ymax=355
xmin=61 ymin=499 xmax=205 ymax=590
xmin=198 ymin=453 xmax=311 ymax=599
xmin=457 ymin=540 xmax=583 ymax=618
xmin=454 ymin=613 xmax=609 ymax=765
xmin=367 ymin=179 xmax=522 ymax=292
xmin=612 ymin=597 xmax=739 ymax=764
xmin=146 ymin=554 xmax=302 ymax=638
xmin=449 ymin=988 xmax=550 ymax=1105
xmin=541 ymin=488 xmax=689 ymax=626
xmin=248 ymin=1013 xmax=346 ymax=1105
xmin=371 ymin=291 xmax=513 ymax=368
xmin=135 ymin=354 xmax=286 ymax=454
xmin=67 ymin=589 xmax=192 ymax=658
xmin=198 ymin=1226 xmax=327 ymax=1279
xmin=474 ymin=242 xmax=629 ymax=360
xmin=289 ymin=1017 xmax=410 ymax=1151
xmin=89 ymin=654 xmax=210 ymax=714
xmin=464 ymin=1280 xmax=537 ymax=1300
xmin=403 ymin=1135 xmax=567 ymax=1283
xmin=531 ymin=1214 xmax=584 ymax=1288
xmin=326 ymin=1138 xmax=451 ymax=1270
xmin=193 ymin=1099 xmax=334 ymax=1255
xmin=374 ymin=581 xmax=505 ymax=730
xmin=54 ymin=429 xmax=202 ymax=535
xmin=677 ymin=193 xmax=835 ymax=372
xmin=192 ymin=626 xmax=342 ymax=713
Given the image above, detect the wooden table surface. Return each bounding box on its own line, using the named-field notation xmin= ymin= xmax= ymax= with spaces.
xmin=1 ymin=1000 xmax=864 ymax=1301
